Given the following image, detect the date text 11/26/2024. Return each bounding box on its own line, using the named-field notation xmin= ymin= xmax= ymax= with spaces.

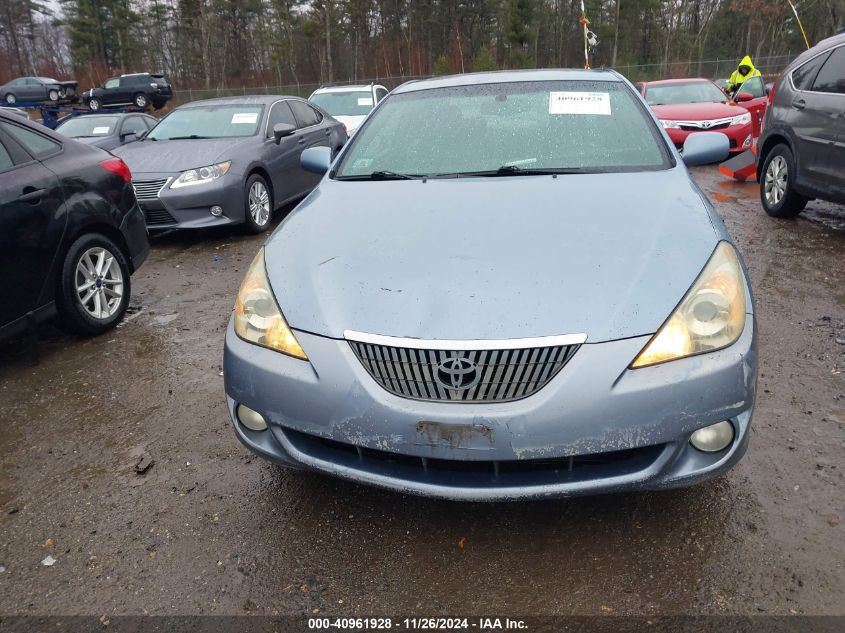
xmin=307 ymin=618 xmax=528 ymax=630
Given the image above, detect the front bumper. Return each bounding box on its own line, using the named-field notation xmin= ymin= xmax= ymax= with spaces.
xmin=666 ymin=123 xmax=754 ymax=153
xmin=223 ymin=314 xmax=758 ymax=501
xmin=132 ymin=172 xmax=244 ymax=230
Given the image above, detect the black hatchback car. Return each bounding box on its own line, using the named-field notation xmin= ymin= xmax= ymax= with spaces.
xmin=84 ymin=73 xmax=173 ymax=111
xmin=757 ymin=33 xmax=845 ymax=217
xmin=0 ymin=111 xmax=149 ymax=341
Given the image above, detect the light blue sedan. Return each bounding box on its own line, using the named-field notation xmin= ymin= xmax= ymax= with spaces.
xmin=223 ymin=69 xmax=756 ymax=501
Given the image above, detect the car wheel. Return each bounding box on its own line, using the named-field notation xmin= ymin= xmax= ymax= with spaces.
xmin=760 ymin=144 xmax=808 ymax=218
xmin=244 ymin=174 xmax=273 ymax=234
xmin=48 ymin=89 xmax=59 ymax=102
xmin=5 ymin=93 xmax=15 ymax=104
xmin=133 ymin=93 xmax=149 ymax=109
xmin=56 ymin=234 xmax=131 ymax=336
xmin=88 ymin=97 xmax=101 ymax=111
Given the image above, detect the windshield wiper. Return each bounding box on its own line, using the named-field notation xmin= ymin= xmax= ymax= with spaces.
xmin=446 ymin=165 xmax=583 ymax=177
xmin=166 ymin=135 xmax=214 ymax=140
xmin=335 ymin=170 xmax=425 ymax=181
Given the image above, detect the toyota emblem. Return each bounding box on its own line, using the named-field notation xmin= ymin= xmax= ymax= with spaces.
xmin=435 ymin=356 xmax=480 ymax=391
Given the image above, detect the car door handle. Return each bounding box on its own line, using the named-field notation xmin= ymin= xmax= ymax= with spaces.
xmin=792 ymin=97 xmax=806 ymax=110
xmin=18 ymin=188 xmax=46 ymax=203
xmin=324 ymin=129 xmax=331 ymax=136
xmin=298 ymin=137 xmax=306 ymax=145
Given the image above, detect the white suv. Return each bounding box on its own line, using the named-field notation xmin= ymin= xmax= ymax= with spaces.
xmin=308 ymin=83 xmax=388 ymax=136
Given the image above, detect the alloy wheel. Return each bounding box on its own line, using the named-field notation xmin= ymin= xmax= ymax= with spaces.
xmin=248 ymin=181 xmax=270 ymax=226
xmin=75 ymin=247 xmax=124 ymax=320
xmin=764 ymin=155 xmax=787 ymax=206
xmin=5 ymin=94 xmax=15 ymax=104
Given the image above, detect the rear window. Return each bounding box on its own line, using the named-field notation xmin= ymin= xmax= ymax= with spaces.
xmin=57 ymin=115 xmax=120 ymax=137
xmin=335 ymin=80 xmax=670 ymax=178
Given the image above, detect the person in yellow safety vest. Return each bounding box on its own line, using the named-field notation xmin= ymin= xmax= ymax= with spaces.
xmin=726 ymin=55 xmax=762 ymax=93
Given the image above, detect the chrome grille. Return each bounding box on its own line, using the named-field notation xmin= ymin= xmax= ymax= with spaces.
xmin=132 ymin=178 xmax=169 ymax=201
xmin=348 ymin=338 xmax=580 ymax=403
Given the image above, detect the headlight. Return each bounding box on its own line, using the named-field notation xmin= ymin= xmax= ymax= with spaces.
xmin=730 ymin=112 xmax=751 ymax=126
xmin=631 ymin=242 xmax=746 ymax=368
xmin=170 ymin=161 xmax=231 ymax=189
xmin=660 ymin=120 xmax=680 ymax=129
xmin=233 ymin=248 xmax=307 ymax=360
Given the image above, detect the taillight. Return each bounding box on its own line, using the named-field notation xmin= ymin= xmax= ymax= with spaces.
xmin=99 ymin=157 xmax=131 ymax=183
xmin=768 ymin=80 xmax=777 ymax=105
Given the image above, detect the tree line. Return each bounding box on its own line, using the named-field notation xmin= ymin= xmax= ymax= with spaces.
xmin=1 ymin=0 xmax=842 ymax=96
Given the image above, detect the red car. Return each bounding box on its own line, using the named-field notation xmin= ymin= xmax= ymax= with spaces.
xmin=635 ymin=78 xmax=760 ymax=154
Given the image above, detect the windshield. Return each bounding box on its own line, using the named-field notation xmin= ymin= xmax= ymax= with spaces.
xmin=147 ymin=105 xmax=263 ymax=140
xmin=56 ymin=115 xmax=120 ymax=137
xmin=310 ymin=91 xmax=374 ymax=116
xmin=644 ymin=81 xmax=727 ymax=105
xmin=335 ymin=81 xmax=669 ymax=179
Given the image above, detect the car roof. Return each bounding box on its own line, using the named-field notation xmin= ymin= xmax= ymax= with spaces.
xmin=641 ymin=78 xmax=713 ymax=86
xmin=312 ymin=84 xmax=379 ymax=94
xmin=178 ymin=95 xmax=302 ymax=108
xmin=393 ymin=68 xmax=622 ymax=94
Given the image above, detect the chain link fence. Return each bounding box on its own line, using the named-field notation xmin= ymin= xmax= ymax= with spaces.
xmin=168 ymin=56 xmax=798 ymax=106
xmin=613 ymin=54 xmax=798 ymax=83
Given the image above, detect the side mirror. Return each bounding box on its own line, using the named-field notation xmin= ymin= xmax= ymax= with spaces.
xmin=121 ymin=131 xmax=138 ymax=143
xmin=273 ymin=123 xmax=296 ymax=144
xmin=681 ymin=132 xmax=730 ymax=166
xmin=736 ymin=92 xmax=754 ymax=102
xmin=301 ymin=146 xmax=332 ymax=176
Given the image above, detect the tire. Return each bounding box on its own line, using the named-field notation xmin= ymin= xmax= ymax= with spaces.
xmin=48 ymin=89 xmax=59 ymax=102
xmin=88 ymin=97 xmax=101 ymax=111
xmin=243 ymin=174 xmax=273 ymax=234
xmin=56 ymin=234 xmax=131 ymax=336
xmin=5 ymin=93 xmax=15 ymax=104
xmin=133 ymin=93 xmax=149 ymax=109
xmin=760 ymin=144 xmax=808 ymax=218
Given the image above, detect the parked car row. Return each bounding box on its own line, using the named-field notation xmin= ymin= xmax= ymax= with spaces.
xmin=0 ymin=72 xmax=172 ymax=111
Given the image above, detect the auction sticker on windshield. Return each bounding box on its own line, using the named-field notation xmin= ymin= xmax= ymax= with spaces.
xmin=231 ymin=112 xmax=259 ymax=124
xmin=549 ymin=92 xmax=611 ymax=116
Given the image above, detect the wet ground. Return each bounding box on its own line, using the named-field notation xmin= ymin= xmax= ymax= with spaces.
xmin=0 ymin=167 xmax=843 ymax=618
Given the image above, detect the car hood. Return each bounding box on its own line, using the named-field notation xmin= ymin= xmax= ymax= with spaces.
xmin=265 ymin=170 xmax=721 ymax=343
xmin=651 ymin=102 xmax=746 ymax=120
xmin=112 ymin=138 xmax=247 ymax=173
xmin=332 ymin=115 xmax=367 ymax=132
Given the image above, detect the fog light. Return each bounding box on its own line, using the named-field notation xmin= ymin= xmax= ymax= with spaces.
xmin=690 ymin=421 xmax=734 ymax=453
xmin=742 ymin=135 xmax=752 ymax=148
xmin=210 ymin=205 xmax=223 ymax=217
xmin=236 ymin=404 xmax=267 ymax=431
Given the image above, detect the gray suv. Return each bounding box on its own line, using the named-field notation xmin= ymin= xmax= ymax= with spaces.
xmin=757 ymin=33 xmax=845 ymax=217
